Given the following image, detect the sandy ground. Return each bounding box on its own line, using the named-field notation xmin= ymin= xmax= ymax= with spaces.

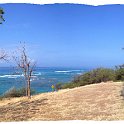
xmin=0 ymin=81 xmax=124 ymax=121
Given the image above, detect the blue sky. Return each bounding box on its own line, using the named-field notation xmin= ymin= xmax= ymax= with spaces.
xmin=0 ymin=4 xmax=124 ymax=68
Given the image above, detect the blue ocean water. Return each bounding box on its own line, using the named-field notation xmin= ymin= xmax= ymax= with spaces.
xmin=0 ymin=67 xmax=89 ymax=95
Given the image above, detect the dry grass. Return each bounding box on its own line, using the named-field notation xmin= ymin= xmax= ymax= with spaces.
xmin=0 ymin=81 xmax=124 ymax=121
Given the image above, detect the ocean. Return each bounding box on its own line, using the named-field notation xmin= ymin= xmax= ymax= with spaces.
xmin=0 ymin=67 xmax=89 ymax=95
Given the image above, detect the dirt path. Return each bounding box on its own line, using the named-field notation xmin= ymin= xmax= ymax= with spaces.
xmin=0 ymin=82 xmax=124 ymax=121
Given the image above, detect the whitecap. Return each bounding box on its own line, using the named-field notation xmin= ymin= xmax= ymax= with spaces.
xmin=70 ymin=70 xmax=83 ymax=72
xmin=77 ymin=73 xmax=82 ymax=75
xmin=55 ymin=71 xmax=72 ymax=73
xmin=33 ymin=72 xmax=42 ymax=76
xmin=55 ymin=70 xmax=84 ymax=73
xmin=0 ymin=74 xmax=24 ymax=78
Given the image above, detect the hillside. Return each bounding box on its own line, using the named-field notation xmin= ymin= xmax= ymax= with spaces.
xmin=0 ymin=82 xmax=124 ymax=121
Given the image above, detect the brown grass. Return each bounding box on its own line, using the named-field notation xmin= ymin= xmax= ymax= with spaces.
xmin=0 ymin=81 xmax=124 ymax=121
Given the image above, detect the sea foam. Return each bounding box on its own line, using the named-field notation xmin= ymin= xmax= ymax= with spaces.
xmin=55 ymin=70 xmax=83 ymax=73
xmin=55 ymin=71 xmax=71 ymax=73
xmin=0 ymin=74 xmax=24 ymax=78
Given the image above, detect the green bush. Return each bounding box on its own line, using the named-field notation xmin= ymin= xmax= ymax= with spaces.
xmin=3 ymin=87 xmax=20 ymax=98
xmin=55 ymin=82 xmax=62 ymax=91
xmin=0 ymin=96 xmax=3 ymax=101
xmin=80 ymin=68 xmax=115 ymax=84
xmin=62 ymin=82 xmax=81 ymax=89
xmin=2 ymin=87 xmax=35 ymax=98
xmin=115 ymin=65 xmax=124 ymax=81
xmin=62 ymin=68 xmax=115 ymax=89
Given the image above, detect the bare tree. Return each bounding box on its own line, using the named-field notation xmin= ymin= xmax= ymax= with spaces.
xmin=0 ymin=49 xmax=7 ymax=61
xmin=13 ymin=43 xmax=36 ymax=99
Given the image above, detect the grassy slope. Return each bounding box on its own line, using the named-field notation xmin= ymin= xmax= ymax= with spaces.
xmin=0 ymin=82 xmax=124 ymax=121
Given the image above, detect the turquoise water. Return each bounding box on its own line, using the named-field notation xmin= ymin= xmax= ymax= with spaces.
xmin=0 ymin=67 xmax=89 ymax=95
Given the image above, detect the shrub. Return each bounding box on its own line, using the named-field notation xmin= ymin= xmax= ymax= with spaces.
xmin=55 ymin=82 xmax=62 ymax=91
xmin=62 ymin=68 xmax=115 ymax=89
xmin=3 ymin=87 xmax=20 ymax=98
xmin=74 ymin=68 xmax=116 ymax=85
xmin=0 ymin=96 xmax=3 ymax=101
xmin=115 ymin=65 xmax=124 ymax=81
xmin=2 ymin=87 xmax=35 ymax=98
xmin=62 ymin=82 xmax=81 ymax=89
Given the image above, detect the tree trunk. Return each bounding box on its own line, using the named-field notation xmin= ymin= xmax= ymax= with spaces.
xmin=27 ymin=78 xmax=31 ymax=99
xmin=26 ymin=81 xmax=28 ymax=96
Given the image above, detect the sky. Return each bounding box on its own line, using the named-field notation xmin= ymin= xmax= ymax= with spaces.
xmin=0 ymin=3 xmax=124 ymax=68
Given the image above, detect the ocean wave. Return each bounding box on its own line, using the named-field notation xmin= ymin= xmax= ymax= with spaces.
xmin=55 ymin=71 xmax=72 ymax=73
xmin=77 ymin=73 xmax=82 ymax=75
xmin=0 ymin=74 xmax=38 ymax=79
xmin=0 ymin=74 xmax=24 ymax=79
xmin=33 ymin=72 xmax=41 ymax=76
xmin=70 ymin=70 xmax=83 ymax=72
xmin=55 ymin=70 xmax=83 ymax=73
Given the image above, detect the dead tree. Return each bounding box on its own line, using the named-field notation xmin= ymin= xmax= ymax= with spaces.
xmin=13 ymin=43 xmax=36 ymax=99
xmin=0 ymin=49 xmax=7 ymax=61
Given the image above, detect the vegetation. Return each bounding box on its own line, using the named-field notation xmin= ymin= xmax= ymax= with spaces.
xmin=115 ymin=65 xmax=124 ymax=98
xmin=0 ymin=49 xmax=7 ymax=60
xmin=0 ymin=8 xmax=5 ymax=24
xmin=0 ymin=87 xmax=35 ymax=99
xmin=115 ymin=64 xmax=124 ymax=81
xmin=13 ymin=43 xmax=36 ymax=99
xmin=55 ymin=82 xmax=62 ymax=91
xmin=62 ymin=68 xmax=116 ymax=89
xmin=62 ymin=82 xmax=81 ymax=89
